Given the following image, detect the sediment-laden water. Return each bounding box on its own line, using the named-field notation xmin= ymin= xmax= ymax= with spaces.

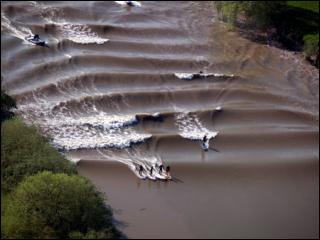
xmin=1 ymin=1 xmax=318 ymax=238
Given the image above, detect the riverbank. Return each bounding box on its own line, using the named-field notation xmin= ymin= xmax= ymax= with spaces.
xmin=1 ymin=117 xmax=122 ymax=239
xmin=214 ymin=1 xmax=319 ymax=67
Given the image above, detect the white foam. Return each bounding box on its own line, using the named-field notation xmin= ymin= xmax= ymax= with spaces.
xmin=175 ymin=111 xmax=219 ymax=148
xmin=174 ymin=73 xmax=194 ymax=80
xmin=58 ymin=23 xmax=109 ymax=44
xmin=47 ymin=112 xmax=138 ymax=130
xmin=1 ymin=14 xmax=33 ymax=44
xmin=47 ymin=113 xmax=148 ymax=150
xmin=64 ymin=54 xmax=72 ymax=59
xmin=212 ymin=73 xmax=234 ymax=77
xmin=152 ymin=112 xmax=160 ymax=117
xmin=17 ymin=99 xmax=151 ymax=151
xmin=52 ymin=129 xmax=150 ymax=150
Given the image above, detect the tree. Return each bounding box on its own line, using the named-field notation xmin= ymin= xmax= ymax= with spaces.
xmin=1 ymin=118 xmax=77 ymax=193
xmin=2 ymin=171 xmax=120 ymax=239
xmin=214 ymin=1 xmax=285 ymax=29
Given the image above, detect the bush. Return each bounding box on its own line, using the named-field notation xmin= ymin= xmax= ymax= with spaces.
xmin=240 ymin=1 xmax=285 ymax=29
xmin=1 ymin=171 xmax=120 ymax=239
xmin=214 ymin=1 xmax=285 ymax=29
xmin=303 ymin=34 xmax=319 ymax=57
xmin=215 ymin=1 xmax=239 ymax=29
xmin=1 ymin=118 xmax=77 ymax=193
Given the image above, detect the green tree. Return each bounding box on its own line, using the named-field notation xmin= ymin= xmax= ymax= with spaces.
xmin=2 ymin=171 xmax=120 ymax=239
xmin=1 ymin=118 xmax=77 ymax=193
xmin=303 ymin=34 xmax=319 ymax=66
xmin=214 ymin=1 xmax=285 ymax=29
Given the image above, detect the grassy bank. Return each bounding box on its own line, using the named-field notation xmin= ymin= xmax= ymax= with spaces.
xmin=287 ymin=1 xmax=319 ymax=13
xmin=1 ymin=94 xmax=122 ymax=239
xmin=214 ymin=1 xmax=319 ymax=67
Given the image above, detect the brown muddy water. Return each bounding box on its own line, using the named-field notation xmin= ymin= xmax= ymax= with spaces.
xmin=1 ymin=1 xmax=319 ymax=238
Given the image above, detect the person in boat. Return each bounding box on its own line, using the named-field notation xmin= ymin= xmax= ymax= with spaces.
xmin=126 ymin=1 xmax=134 ymax=6
xmin=33 ymin=34 xmax=40 ymax=41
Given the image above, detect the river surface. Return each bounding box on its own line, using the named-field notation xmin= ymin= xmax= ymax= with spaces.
xmin=1 ymin=1 xmax=319 ymax=238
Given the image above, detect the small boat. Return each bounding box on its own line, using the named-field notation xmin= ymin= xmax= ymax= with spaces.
xmin=26 ymin=35 xmax=46 ymax=47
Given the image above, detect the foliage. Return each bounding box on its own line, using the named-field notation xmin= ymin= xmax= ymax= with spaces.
xmin=1 ymin=117 xmax=77 ymax=193
xmin=241 ymin=1 xmax=285 ymax=28
xmin=303 ymin=34 xmax=319 ymax=66
xmin=1 ymin=171 xmax=120 ymax=239
xmin=214 ymin=1 xmax=319 ymax=65
xmin=287 ymin=1 xmax=319 ymax=13
xmin=215 ymin=1 xmax=285 ymax=29
xmin=215 ymin=1 xmax=239 ymax=29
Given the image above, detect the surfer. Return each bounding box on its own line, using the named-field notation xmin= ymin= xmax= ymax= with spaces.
xmin=33 ymin=34 xmax=40 ymax=41
xmin=202 ymin=134 xmax=209 ymax=151
xmin=159 ymin=164 xmax=164 ymax=174
xmin=150 ymin=166 xmax=154 ymax=176
xmin=26 ymin=34 xmax=46 ymax=47
xmin=139 ymin=165 xmax=144 ymax=176
xmin=165 ymin=166 xmax=171 ymax=179
xmin=203 ymin=134 xmax=207 ymax=143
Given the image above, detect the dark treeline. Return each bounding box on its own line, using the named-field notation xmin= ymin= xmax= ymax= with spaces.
xmin=214 ymin=1 xmax=319 ymax=67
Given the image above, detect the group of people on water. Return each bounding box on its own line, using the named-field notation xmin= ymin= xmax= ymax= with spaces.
xmin=138 ymin=163 xmax=171 ymax=179
xmin=29 ymin=1 xmax=213 ymax=182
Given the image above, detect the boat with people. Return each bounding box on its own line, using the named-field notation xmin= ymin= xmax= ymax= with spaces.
xmin=25 ymin=34 xmax=47 ymax=47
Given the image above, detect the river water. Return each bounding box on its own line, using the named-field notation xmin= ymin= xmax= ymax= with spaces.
xmin=1 ymin=1 xmax=319 ymax=238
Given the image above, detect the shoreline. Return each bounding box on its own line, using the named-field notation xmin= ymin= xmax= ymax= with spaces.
xmin=215 ymin=1 xmax=319 ymax=69
xmin=225 ymin=21 xmax=319 ymax=70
